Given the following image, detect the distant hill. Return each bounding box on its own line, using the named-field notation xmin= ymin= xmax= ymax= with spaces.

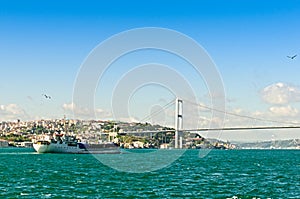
xmin=236 ymin=139 xmax=300 ymax=149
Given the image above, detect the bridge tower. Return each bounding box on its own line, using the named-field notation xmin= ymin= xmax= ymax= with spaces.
xmin=174 ymin=98 xmax=183 ymax=148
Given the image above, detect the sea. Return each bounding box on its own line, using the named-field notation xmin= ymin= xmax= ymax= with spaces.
xmin=0 ymin=148 xmax=299 ymax=198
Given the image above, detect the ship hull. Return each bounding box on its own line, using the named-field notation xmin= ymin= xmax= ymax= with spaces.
xmin=33 ymin=143 xmax=82 ymax=153
xmin=33 ymin=142 xmax=120 ymax=154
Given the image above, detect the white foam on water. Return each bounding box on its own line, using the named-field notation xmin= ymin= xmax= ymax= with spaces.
xmin=226 ymin=196 xmax=240 ymax=199
xmin=43 ymin=193 xmax=52 ymax=198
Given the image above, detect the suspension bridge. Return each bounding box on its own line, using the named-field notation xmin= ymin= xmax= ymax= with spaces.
xmin=121 ymin=98 xmax=300 ymax=148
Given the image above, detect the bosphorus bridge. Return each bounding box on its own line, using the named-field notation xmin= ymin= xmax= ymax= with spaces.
xmin=122 ymin=98 xmax=300 ymax=148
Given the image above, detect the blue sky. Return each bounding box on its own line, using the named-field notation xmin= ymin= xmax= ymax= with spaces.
xmin=1 ymin=0 xmax=300 ymax=140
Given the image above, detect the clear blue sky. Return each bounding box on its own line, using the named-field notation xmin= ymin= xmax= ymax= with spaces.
xmin=0 ymin=0 xmax=299 ymax=140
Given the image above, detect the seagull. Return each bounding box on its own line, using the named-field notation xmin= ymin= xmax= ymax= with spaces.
xmin=42 ymin=94 xmax=51 ymax=99
xmin=287 ymin=54 xmax=297 ymax=59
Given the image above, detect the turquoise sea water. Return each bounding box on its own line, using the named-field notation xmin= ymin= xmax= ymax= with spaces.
xmin=0 ymin=148 xmax=299 ymax=198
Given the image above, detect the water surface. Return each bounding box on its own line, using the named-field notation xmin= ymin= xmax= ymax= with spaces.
xmin=0 ymin=148 xmax=299 ymax=198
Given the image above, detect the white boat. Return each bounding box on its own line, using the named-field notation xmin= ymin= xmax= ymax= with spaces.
xmin=32 ymin=133 xmax=120 ymax=154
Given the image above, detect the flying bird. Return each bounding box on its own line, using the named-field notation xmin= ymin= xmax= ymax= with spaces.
xmin=287 ymin=54 xmax=297 ymax=59
xmin=42 ymin=94 xmax=51 ymax=99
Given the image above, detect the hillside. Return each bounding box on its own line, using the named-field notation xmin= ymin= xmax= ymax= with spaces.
xmin=236 ymin=139 xmax=300 ymax=149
